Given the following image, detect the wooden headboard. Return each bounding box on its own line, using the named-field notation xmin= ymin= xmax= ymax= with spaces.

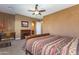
xmin=26 ymin=33 xmax=50 ymax=39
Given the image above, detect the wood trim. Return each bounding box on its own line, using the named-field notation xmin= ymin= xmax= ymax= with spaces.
xmin=26 ymin=33 xmax=50 ymax=39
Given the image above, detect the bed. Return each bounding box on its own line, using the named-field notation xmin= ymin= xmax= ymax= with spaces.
xmin=23 ymin=33 xmax=79 ymax=55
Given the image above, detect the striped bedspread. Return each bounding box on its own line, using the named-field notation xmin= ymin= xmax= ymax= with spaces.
xmin=23 ymin=35 xmax=54 ymax=53
xmin=23 ymin=35 xmax=79 ymax=55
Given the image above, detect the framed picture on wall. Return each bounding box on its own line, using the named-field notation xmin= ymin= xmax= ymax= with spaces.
xmin=21 ymin=21 xmax=29 ymax=27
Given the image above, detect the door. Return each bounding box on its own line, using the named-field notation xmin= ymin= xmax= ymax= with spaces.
xmin=36 ymin=21 xmax=42 ymax=34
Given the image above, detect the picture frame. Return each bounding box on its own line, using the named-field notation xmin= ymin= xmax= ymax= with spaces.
xmin=21 ymin=21 xmax=29 ymax=27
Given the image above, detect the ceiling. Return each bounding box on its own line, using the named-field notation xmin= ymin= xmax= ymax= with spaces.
xmin=0 ymin=4 xmax=76 ymax=19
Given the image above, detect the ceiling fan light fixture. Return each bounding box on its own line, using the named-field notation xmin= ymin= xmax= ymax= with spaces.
xmin=34 ymin=11 xmax=39 ymax=15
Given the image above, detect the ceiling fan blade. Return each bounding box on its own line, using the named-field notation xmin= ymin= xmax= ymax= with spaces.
xmin=39 ymin=13 xmax=41 ymax=15
xmin=32 ymin=13 xmax=35 ymax=15
xmin=35 ymin=4 xmax=38 ymax=10
xmin=28 ymin=10 xmax=35 ymax=12
xmin=39 ymin=10 xmax=46 ymax=12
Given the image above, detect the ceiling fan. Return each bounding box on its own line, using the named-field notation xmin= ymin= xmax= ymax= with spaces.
xmin=28 ymin=4 xmax=46 ymax=15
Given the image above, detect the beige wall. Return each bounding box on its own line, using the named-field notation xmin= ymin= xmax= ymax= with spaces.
xmin=15 ymin=14 xmax=37 ymax=38
xmin=0 ymin=12 xmax=15 ymax=32
xmin=43 ymin=5 xmax=79 ymax=37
